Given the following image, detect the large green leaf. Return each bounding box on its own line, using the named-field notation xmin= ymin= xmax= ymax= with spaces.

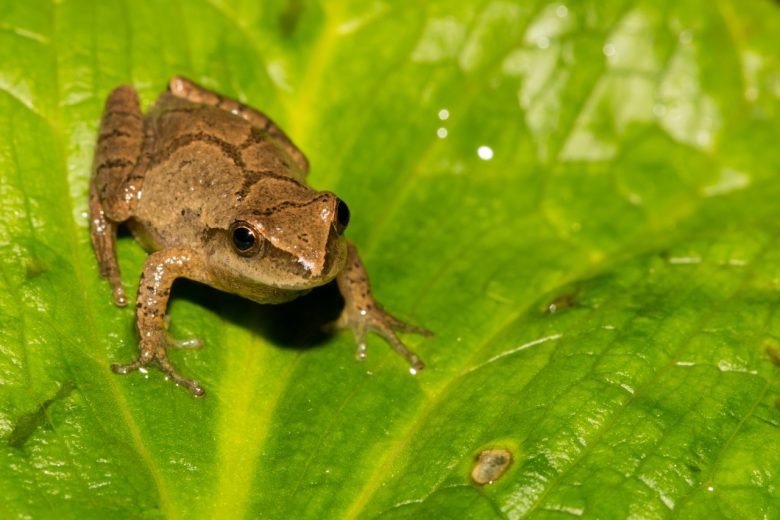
xmin=2 ymin=0 xmax=780 ymax=517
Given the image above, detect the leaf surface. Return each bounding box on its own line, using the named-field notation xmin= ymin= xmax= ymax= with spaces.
xmin=1 ymin=0 xmax=780 ymax=518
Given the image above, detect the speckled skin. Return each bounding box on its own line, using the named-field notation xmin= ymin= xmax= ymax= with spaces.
xmin=89 ymin=76 xmax=430 ymax=396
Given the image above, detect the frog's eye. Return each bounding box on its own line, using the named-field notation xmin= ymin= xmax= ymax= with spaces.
xmin=229 ymin=221 xmax=264 ymax=257
xmin=335 ymin=198 xmax=350 ymax=235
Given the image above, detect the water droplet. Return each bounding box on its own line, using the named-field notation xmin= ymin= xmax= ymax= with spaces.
xmin=556 ymin=5 xmax=568 ymax=18
xmin=477 ymin=146 xmax=494 ymax=160
xmin=603 ymin=43 xmax=616 ymax=57
xmin=668 ymin=256 xmax=701 ymax=265
xmin=409 ymin=367 xmax=418 ymax=376
xmin=437 ymin=127 xmax=448 ymax=139
xmin=696 ymin=130 xmax=711 ymax=147
xmin=438 ymin=108 xmax=450 ymax=120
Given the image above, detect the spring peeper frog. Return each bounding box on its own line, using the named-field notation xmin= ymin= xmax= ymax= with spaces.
xmin=89 ymin=76 xmax=430 ymax=396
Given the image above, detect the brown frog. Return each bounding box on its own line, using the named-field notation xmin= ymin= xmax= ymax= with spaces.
xmin=89 ymin=76 xmax=430 ymax=396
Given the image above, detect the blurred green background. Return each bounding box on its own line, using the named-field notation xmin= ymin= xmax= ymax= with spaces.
xmin=2 ymin=0 xmax=780 ymax=518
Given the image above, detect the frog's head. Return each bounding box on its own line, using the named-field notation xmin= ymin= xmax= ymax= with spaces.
xmin=207 ymin=176 xmax=350 ymax=297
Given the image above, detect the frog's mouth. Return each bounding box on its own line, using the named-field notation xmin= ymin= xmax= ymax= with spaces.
xmin=211 ymin=231 xmax=347 ymax=305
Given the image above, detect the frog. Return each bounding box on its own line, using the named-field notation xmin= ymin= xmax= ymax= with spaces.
xmin=89 ymin=76 xmax=430 ymax=396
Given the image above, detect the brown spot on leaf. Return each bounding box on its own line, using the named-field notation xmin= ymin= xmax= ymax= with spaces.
xmin=279 ymin=0 xmax=304 ymax=35
xmin=546 ymin=292 xmax=577 ymax=314
xmin=25 ymin=256 xmax=47 ymax=279
xmin=471 ymin=449 xmax=512 ymax=485
xmin=765 ymin=343 xmax=780 ymax=366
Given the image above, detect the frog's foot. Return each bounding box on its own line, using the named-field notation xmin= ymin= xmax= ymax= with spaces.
xmin=111 ymin=341 xmax=205 ymax=397
xmin=333 ymin=305 xmax=431 ymax=374
xmin=89 ymin=182 xmax=128 ymax=308
xmin=97 ymin=251 xmax=128 ymax=306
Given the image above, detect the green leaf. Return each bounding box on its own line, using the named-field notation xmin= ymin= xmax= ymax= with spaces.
xmin=2 ymin=0 xmax=780 ymax=518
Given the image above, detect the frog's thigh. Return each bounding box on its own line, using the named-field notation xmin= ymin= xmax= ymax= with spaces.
xmin=93 ymin=84 xmax=144 ymax=222
xmin=168 ymin=76 xmax=309 ymax=173
xmin=89 ymin=85 xmax=144 ymax=307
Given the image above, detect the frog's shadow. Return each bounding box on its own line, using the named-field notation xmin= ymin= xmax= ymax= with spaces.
xmin=168 ymin=279 xmax=344 ymax=350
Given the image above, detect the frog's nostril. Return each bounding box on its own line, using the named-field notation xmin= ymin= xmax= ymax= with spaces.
xmin=335 ymin=198 xmax=350 ymax=235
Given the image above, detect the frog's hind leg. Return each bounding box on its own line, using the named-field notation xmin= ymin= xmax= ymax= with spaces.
xmin=89 ymin=182 xmax=127 ymax=306
xmin=168 ymin=76 xmax=309 ymax=173
xmin=89 ymin=85 xmax=145 ymax=307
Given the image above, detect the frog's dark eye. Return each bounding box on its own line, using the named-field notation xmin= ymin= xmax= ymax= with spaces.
xmin=229 ymin=221 xmax=263 ymax=257
xmin=335 ymin=198 xmax=350 ymax=235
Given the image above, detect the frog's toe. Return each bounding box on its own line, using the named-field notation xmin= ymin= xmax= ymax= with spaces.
xmin=162 ymin=316 xmax=203 ymax=349
xmin=366 ymin=307 xmax=432 ymax=338
xmin=351 ymin=321 xmax=368 ymax=361
xmin=166 ymin=335 xmax=204 ymax=349
xmin=377 ymin=327 xmax=425 ymax=374
xmin=175 ymin=377 xmax=205 ymax=397
xmin=157 ymin=357 xmax=205 ymax=397
xmin=391 ymin=320 xmax=433 ymax=337
xmin=111 ymin=359 xmax=143 ymax=374
xmin=113 ymin=286 xmax=128 ymax=307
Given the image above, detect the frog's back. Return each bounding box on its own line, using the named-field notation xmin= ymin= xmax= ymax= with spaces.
xmin=132 ymin=93 xmax=307 ymax=251
xmin=146 ymin=93 xmax=304 ymax=181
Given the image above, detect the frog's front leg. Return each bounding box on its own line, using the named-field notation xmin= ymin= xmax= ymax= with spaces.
xmin=335 ymin=242 xmax=431 ymax=373
xmin=111 ymin=247 xmax=207 ymax=397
